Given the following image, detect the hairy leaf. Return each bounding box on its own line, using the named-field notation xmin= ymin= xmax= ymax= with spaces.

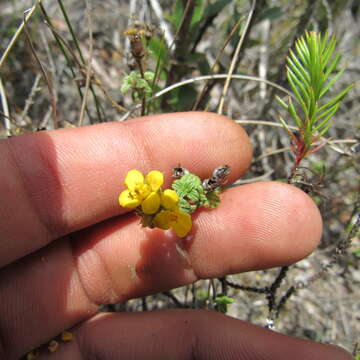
xmin=172 ymin=173 xmax=208 ymax=213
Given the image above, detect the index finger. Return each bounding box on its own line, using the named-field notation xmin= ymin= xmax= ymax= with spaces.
xmin=0 ymin=112 xmax=252 ymax=267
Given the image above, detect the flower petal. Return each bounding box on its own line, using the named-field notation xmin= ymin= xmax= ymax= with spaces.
xmin=125 ymin=170 xmax=144 ymax=190
xmin=119 ymin=189 xmax=141 ymax=208
xmin=161 ymin=189 xmax=179 ymax=210
xmin=146 ymin=170 xmax=164 ymax=191
xmin=132 ymin=183 xmax=150 ymax=200
xmin=154 ymin=210 xmax=171 ymax=230
xmin=172 ymin=211 xmax=192 ymax=237
xmin=141 ymin=192 xmax=161 ymax=214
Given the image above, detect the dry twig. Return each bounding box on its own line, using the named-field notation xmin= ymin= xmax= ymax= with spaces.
xmin=78 ymin=0 xmax=94 ymax=126
xmin=217 ymin=0 xmax=257 ymax=114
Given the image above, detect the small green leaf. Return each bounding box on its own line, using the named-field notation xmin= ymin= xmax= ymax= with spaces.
xmin=172 ymin=173 xmax=204 ymax=213
xmin=258 ymin=6 xmax=283 ymax=21
xmin=120 ymin=81 xmax=131 ymax=94
xmin=296 ymin=37 xmax=309 ymax=65
xmin=318 ymin=84 xmax=354 ymax=113
xmin=288 ymin=52 xmax=310 ymax=86
xmin=190 ymin=0 xmax=205 ymax=30
xmin=288 ymin=97 xmax=303 ymax=129
xmin=316 ymin=102 xmax=339 ymax=124
xmin=203 ymin=0 xmax=231 ymax=19
xmin=315 ymin=104 xmax=339 ymax=134
xmin=323 ymin=52 xmax=341 ymax=79
xmin=173 ymin=173 xmax=201 ymax=192
xmin=278 ymin=115 xmax=290 ymax=132
xmin=206 ymin=190 xmax=221 ymax=208
xmin=172 ymin=172 xmax=215 ymax=213
xmin=319 ymin=67 xmax=344 ymax=99
xmin=319 ymin=31 xmax=328 ymax=54
xmin=169 ymin=0 xmax=185 ymax=29
xmin=144 ymin=87 xmax=153 ymax=98
xmin=215 ymin=296 xmax=234 ymax=313
xmin=186 ymin=188 xmax=202 ymax=202
xmin=287 ymin=67 xmax=308 ymax=114
xmin=289 ymin=51 xmax=310 ymax=85
xmin=275 ymin=95 xmax=289 ymax=111
xmin=317 ymin=118 xmax=333 ymax=137
xmin=321 ymin=34 xmax=336 ymax=67
xmin=287 ymin=66 xmax=311 ymax=108
xmin=129 ymin=71 xmax=140 ymax=81
xmin=144 ymin=71 xmax=155 ymax=82
xmin=148 ymin=37 xmax=169 ymax=65
xmin=178 ymin=198 xmax=197 ymax=213
xmin=215 ymin=296 xmax=235 ymax=305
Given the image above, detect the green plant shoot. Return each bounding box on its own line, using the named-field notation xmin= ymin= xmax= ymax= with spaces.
xmin=172 ymin=173 xmax=221 ymax=214
xmin=214 ymin=296 xmax=235 ymax=313
xmin=172 ymin=173 xmax=209 ymax=213
xmin=276 ymin=32 xmax=353 ymax=171
xmin=121 ymin=70 xmax=155 ymax=101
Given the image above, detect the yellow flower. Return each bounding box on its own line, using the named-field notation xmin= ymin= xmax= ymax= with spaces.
xmin=119 ymin=171 xmax=192 ymax=237
xmin=160 ymin=189 xmax=179 ymax=210
xmin=154 ymin=189 xmax=192 ymax=237
xmin=119 ymin=169 xmax=164 ymax=214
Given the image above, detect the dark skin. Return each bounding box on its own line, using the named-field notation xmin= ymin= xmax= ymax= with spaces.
xmin=0 ymin=112 xmax=352 ymax=359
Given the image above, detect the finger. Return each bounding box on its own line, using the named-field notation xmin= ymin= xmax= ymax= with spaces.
xmin=0 ymin=182 xmax=322 ymax=358
xmin=73 ymin=182 xmax=323 ymax=301
xmin=0 ymin=112 xmax=252 ymax=267
xmin=36 ymin=310 xmax=352 ymax=360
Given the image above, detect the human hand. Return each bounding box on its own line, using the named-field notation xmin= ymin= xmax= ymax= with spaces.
xmin=0 ymin=112 xmax=352 ymax=359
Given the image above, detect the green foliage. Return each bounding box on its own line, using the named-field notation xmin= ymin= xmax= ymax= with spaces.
xmin=195 ymin=289 xmax=209 ymax=301
xmin=171 ymin=0 xmax=232 ymax=47
xmin=121 ymin=71 xmax=155 ymax=101
xmin=190 ymin=0 xmax=205 ymax=30
xmin=214 ymin=296 xmax=234 ymax=313
xmin=276 ymin=32 xmax=353 ymax=164
xmin=258 ymin=6 xmax=283 ymax=21
xmin=203 ymin=0 xmax=232 ymax=19
xmin=166 ymin=85 xmax=198 ymax=111
xmin=148 ymin=37 xmax=169 ymax=68
xmin=352 ymin=248 xmax=360 ymax=258
xmin=172 ymin=173 xmax=202 ymax=198
xmin=206 ymin=189 xmax=221 ymax=208
xmin=159 ymin=0 xmax=233 ymax=112
xmin=172 ymin=173 xmax=208 ymax=213
xmin=168 ymin=0 xmax=186 ymax=30
xmin=172 ymin=172 xmax=223 ymax=213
